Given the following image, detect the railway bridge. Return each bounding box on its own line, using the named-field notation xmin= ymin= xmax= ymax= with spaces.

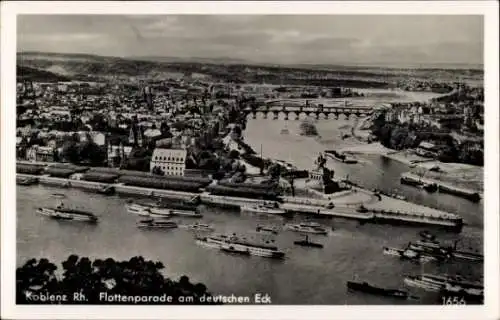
xmin=242 ymin=99 xmax=374 ymax=120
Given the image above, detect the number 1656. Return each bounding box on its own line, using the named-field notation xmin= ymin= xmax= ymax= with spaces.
xmin=442 ymin=296 xmax=466 ymax=305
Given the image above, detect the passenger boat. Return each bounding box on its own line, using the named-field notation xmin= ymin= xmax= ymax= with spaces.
xmin=404 ymin=274 xmax=483 ymax=293
xmin=137 ymin=219 xmax=178 ymax=229
xmin=403 ymin=275 xmax=444 ymax=292
xmin=382 ymin=247 xmax=437 ymax=263
xmin=285 ymin=222 xmax=329 ymax=235
xmin=185 ymin=223 xmax=215 ymax=232
xmin=346 ymin=281 xmax=411 ymax=300
xmin=440 ymin=283 xmax=484 ymax=304
xmin=220 ymin=243 xmax=251 ymax=256
xmin=37 ymin=207 xmax=98 ymax=223
xmin=408 ymin=240 xmax=482 ymax=262
xmin=241 ymin=202 xmax=286 ymax=215
xmin=196 ymin=234 xmax=285 ymax=259
xmin=293 ymin=235 xmax=323 ymax=248
xmin=256 ymin=225 xmax=280 ymax=234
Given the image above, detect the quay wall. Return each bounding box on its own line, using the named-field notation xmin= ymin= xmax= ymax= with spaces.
xmin=17 ymin=173 xmax=463 ymax=229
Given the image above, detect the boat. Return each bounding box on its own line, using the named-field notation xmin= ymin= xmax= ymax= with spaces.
xmin=185 ymin=223 xmax=215 ymax=232
xmin=256 ymin=225 xmax=280 ymax=234
xmin=126 ymin=203 xmax=152 ymax=216
xmin=137 ymin=219 xmax=178 ymax=229
xmin=409 ymin=240 xmax=483 ymax=262
xmin=285 ymin=222 xmax=329 ymax=235
xmin=241 ymin=202 xmax=286 ymax=215
xmin=17 ymin=176 xmax=38 ymax=186
xmin=37 ymin=207 xmax=98 ymax=223
xmin=220 ymin=243 xmax=251 ymax=256
xmin=403 ymin=275 xmax=444 ymax=292
xmin=370 ymin=209 xmax=464 ymax=233
xmin=404 ymin=273 xmax=484 ymax=292
xmin=382 ymin=247 xmax=437 ymax=263
xmin=440 ymin=282 xmax=484 ymax=304
xmin=294 ymin=235 xmax=323 ymax=248
xmin=419 ymin=230 xmax=437 ymax=241
xmin=97 ymin=185 xmax=115 ymax=195
xmin=280 ymin=127 xmax=290 ymax=135
xmin=420 ymin=274 xmax=483 ymax=290
xmin=452 ymin=250 xmax=483 ymax=262
xmin=422 ymin=183 xmax=438 ymax=193
xmin=346 ymin=281 xmax=412 ymax=300
xmin=130 ymin=200 xmax=202 ymax=218
xmin=196 ymin=234 xmax=285 ymax=259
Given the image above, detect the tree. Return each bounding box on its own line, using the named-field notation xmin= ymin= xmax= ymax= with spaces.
xmin=228 ymin=150 xmax=240 ymax=160
xmin=61 ymin=141 xmax=80 ymax=163
xmin=17 ymin=255 xmax=215 ymax=304
xmin=267 ymin=163 xmax=282 ymax=180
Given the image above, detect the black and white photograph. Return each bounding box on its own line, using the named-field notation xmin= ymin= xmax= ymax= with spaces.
xmin=1 ymin=1 xmax=499 ymax=320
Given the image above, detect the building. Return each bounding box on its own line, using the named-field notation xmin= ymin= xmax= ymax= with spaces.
xmin=150 ymin=148 xmax=187 ymax=176
xmin=26 ymin=145 xmax=55 ymax=162
xmin=415 ymin=141 xmax=439 ymax=158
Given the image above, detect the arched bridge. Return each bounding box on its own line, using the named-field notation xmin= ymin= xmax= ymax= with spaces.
xmin=243 ymin=99 xmax=374 ymax=120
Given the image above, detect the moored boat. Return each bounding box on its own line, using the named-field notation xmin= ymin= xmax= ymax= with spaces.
xmin=256 ymin=225 xmax=280 ymax=234
xmin=346 ymin=281 xmax=411 ymax=300
xmin=37 ymin=207 xmax=98 ymax=223
xmin=137 ymin=219 xmax=178 ymax=229
xmin=241 ymin=202 xmax=286 ymax=215
xmin=126 ymin=203 xmax=152 ymax=216
xmin=382 ymin=247 xmax=437 ymax=263
xmin=285 ymin=222 xmax=329 ymax=235
xmin=17 ymin=176 xmax=39 ymax=186
xmin=128 ymin=201 xmax=201 ymax=218
xmin=97 ymin=185 xmax=115 ymax=195
xmin=185 ymin=223 xmax=215 ymax=232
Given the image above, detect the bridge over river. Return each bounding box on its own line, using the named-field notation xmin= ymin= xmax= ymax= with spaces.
xmin=243 ymin=98 xmax=376 ymax=120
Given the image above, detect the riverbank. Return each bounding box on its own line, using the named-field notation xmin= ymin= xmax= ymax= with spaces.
xmin=339 ymin=143 xmax=483 ymax=194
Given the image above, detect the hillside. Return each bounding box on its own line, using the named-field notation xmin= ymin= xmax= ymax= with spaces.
xmin=16 ymin=52 xmax=482 ymax=87
xmin=17 ymin=65 xmax=70 ymax=82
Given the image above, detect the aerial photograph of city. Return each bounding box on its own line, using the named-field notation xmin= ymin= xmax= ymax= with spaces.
xmin=13 ymin=14 xmax=486 ymax=306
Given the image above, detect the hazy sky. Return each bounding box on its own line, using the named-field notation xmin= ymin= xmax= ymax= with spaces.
xmin=17 ymin=15 xmax=483 ymax=66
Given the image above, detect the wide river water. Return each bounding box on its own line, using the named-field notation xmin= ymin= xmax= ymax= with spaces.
xmin=16 ymin=92 xmax=483 ymax=305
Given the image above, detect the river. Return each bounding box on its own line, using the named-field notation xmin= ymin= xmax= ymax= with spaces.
xmin=16 ymin=98 xmax=483 ymax=305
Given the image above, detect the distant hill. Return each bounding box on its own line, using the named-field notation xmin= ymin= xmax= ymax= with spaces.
xmin=17 ymin=65 xmax=70 ymax=82
xmin=131 ymin=56 xmax=250 ymax=65
xmin=16 ymin=52 xmax=483 ymax=86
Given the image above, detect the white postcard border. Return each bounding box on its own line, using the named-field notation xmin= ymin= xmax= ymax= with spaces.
xmin=1 ymin=1 xmax=498 ymax=320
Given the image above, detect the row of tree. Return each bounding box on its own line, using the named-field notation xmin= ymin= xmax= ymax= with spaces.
xmin=371 ymin=112 xmax=483 ymax=166
xmin=17 ymin=255 xmax=215 ymax=304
